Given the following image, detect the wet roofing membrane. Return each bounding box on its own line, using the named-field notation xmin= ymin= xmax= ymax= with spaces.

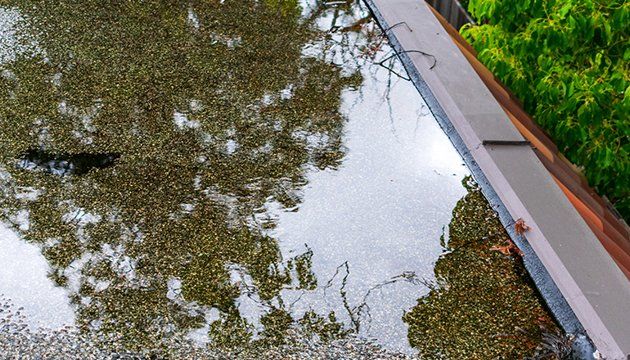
xmin=0 ymin=0 xmax=599 ymax=358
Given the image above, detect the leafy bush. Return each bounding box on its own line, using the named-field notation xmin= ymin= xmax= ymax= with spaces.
xmin=461 ymin=0 xmax=629 ymax=219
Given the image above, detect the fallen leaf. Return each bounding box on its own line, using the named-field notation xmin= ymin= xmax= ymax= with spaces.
xmin=514 ymin=218 xmax=531 ymax=235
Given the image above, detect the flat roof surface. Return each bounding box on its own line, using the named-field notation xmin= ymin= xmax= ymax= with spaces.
xmin=366 ymin=0 xmax=630 ymax=358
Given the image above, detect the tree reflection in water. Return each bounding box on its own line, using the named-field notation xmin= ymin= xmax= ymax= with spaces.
xmin=404 ymin=178 xmax=560 ymax=359
xmin=0 ymin=0 xmax=370 ymax=351
xmin=0 ymin=0 xmax=560 ymax=357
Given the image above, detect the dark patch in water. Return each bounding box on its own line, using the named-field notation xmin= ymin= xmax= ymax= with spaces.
xmin=18 ymin=149 xmax=120 ymax=175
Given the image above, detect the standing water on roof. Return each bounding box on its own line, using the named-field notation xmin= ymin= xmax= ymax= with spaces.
xmin=0 ymin=0 xmax=560 ymax=358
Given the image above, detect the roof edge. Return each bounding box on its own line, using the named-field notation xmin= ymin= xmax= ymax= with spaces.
xmin=362 ymin=0 xmax=620 ymax=358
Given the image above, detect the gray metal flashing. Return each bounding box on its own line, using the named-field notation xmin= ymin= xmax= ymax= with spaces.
xmin=363 ymin=0 xmax=630 ymax=358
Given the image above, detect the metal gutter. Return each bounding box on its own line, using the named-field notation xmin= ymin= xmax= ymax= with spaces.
xmin=363 ymin=0 xmax=630 ymax=358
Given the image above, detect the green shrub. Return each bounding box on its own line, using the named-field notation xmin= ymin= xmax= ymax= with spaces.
xmin=461 ymin=0 xmax=629 ymax=219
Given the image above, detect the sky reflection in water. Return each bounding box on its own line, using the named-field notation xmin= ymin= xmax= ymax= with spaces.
xmin=0 ymin=0 xmax=467 ymax=354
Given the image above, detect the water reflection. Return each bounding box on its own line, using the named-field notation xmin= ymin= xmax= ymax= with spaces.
xmin=404 ymin=179 xmax=560 ymax=358
xmin=0 ymin=223 xmax=75 ymax=329
xmin=270 ymin=66 xmax=468 ymax=353
xmin=0 ymin=0 xmax=549 ymax=357
xmin=0 ymin=0 xmax=413 ymax=351
xmin=0 ymin=0 xmax=360 ymax=349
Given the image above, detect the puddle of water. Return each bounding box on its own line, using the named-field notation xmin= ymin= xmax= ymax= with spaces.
xmin=0 ymin=223 xmax=75 ymax=329
xmin=269 ymin=64 xmax=467 ymax=353
xmin=0 ymin=0 xmax=559 ymax=357
xmin=404 ymin=179 xmax=561 ymax=358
